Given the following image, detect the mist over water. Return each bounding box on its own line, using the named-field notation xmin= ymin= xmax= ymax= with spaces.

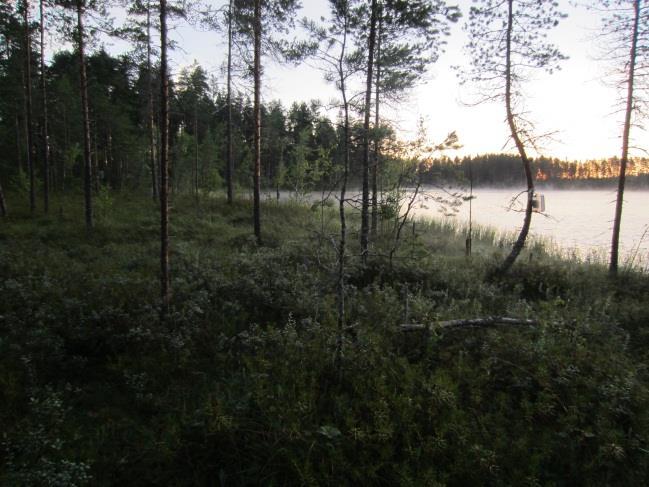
xmin=413 ymin=187 xmax=649 ymax=268
xmin=263 ymin=187 xmax=648 ymax=269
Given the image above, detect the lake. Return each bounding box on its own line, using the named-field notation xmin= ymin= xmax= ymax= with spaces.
xmin=263 ymin=187 xmax=649 ymax=269
xmin=410 ymin=187 xmax=649 ymax=268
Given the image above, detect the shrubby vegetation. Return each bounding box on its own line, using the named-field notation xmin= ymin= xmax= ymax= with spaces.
xmin=1 ymin=193 xmax=648 ymax=485
xmin=2 ymin=1 xmax=649 ymax=483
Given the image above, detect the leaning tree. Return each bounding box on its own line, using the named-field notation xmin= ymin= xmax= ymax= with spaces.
xmin=461 ymin=0 xmax=566 ymax=276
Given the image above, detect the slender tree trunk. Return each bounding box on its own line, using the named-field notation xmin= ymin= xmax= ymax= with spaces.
xmin=77 ymin=0 xmax=93 ymax=229
xmin=23 ymin=0 xmax=36 ymax=213
xmin=147 ymin=1 xmax=158 ymax=200
xmin=107 ymin=128 xmax=114 ymax=188
xmin=62 ymin=105 xmax=68 ymax=190
xmin=360 ymin=0 xmax=378 ymax=262
xmin=610 ymin=0 xmax=640 ymax=276
xmin=194 ymin=102 xmax=199 ymax=198
xmin=371 ymin=10 xmax=382 ymax=238
xmin=0 ymin=179 xmax=7 ymax=217
xmin=226 ymin=0 xmax=234 ymax=203
xmin=61 ymin=105 xmax=70 ymax=191
xmin=92 ymin=126 xmax=99 ymax=191
xmin=496 ymin=0 xmax=533 ymax=276
xmin=159 ymin=0 xmax=171 ymax=313
xmin=389 ymin=176 xmax=422 ymax=270
xmin=6 ymin=37 xmax=23 ymax=175
xmin=252 ymin=0 xmax=262 ymax=243
xmin=15 ymin=110 xmax=22 ymax=174
xmin=40 ymin=0 xmax=49 ymax=212
xmin=335 ymin=15 xmax=350 ymax=376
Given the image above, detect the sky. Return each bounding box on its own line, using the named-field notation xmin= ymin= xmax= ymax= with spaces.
xmin=100 ymin=0 xmax=646 ymax=161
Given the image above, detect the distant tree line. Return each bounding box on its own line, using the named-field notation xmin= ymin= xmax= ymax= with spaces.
xmin=422 ymin=154 xmax=649 ymax=187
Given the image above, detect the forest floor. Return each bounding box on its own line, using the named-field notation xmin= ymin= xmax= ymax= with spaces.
xmin=1 ymin=191 xmax=649 ymax=485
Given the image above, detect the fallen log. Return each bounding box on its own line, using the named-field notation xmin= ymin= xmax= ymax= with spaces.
xmin=400 ymin=316 xmax=539 ymax=332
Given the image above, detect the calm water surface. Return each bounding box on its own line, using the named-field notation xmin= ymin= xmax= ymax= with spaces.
xmin=265 ymin=187 xmax=649 ymax=268
xmin=413 ymin=187 xmax=649 ymax=267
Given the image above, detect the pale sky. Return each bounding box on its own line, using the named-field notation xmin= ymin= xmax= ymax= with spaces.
xmin=105 ymin=0 xmax=645 ymax=161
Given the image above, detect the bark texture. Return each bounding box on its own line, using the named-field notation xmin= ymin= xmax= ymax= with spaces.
xmin=0 ymin=179 xmax=7 ymax=217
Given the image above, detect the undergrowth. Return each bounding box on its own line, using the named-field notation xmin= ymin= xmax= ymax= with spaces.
xmin=1 ymin=192 xmax=648 ymax=485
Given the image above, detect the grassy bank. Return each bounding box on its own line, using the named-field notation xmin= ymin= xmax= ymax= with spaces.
xmin=1 ymin=192 xmax=649 ymax=485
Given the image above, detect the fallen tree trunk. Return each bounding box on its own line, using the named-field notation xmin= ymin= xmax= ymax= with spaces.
xmin=400 ymin=316 xmax=538 ymax=332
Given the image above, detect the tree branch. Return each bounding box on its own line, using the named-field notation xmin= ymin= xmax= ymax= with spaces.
xmin=400 ymin=316 xmax=539 ymax=332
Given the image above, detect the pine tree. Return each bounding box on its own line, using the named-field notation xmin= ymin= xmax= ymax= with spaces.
xmin=76 ymin=0 xmax=93 ymax=229
xmin=22 ymin=0 xmax=36 ymax=213
xmin=597 ymin=0 xmax=649 ymax=275
xmin=160 ymin=0 xmax=170 ymax=312
xmin=236 ymin=0 xmax=303 ymax=244
xmin=461 ymin=0 xmax=566 ymax=276
xmin=359 ymin=0 xmax=378 ymax=263
xmin=369 ymin=0 xmax=460 ymax=235
xmin=39 ymin=0 xmax=50 ymax=212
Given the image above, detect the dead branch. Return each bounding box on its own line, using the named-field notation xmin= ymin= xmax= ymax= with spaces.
xmin=400 ymin=316 xmax=539 ymax=332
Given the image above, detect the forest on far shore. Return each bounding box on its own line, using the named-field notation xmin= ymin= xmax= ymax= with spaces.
xmin=426 ymin=154 xmax=649 ymax=188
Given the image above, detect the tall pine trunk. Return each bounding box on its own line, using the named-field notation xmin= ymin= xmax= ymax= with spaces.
xmin=496 ymin=0 xmax=534 ymax=276
xmin=252 ymin=0 xmax=262 ymax=243
xmin=335 ymin=12 xmax=350 ymax=376
xmin=610 ymin=0 xmax=640 ymax=276
xmin=40 ymin=0 xmax=49 ymax=212
xmin=23 ymin=0 xmax=36 ymax=213
xmin=371 ymin=11 xmax=382 ymax=238
xmin=226 ymin=0 xmax=234 ymax=203
xmin=159 ymin=0 xmax=171 ymax=313
xmin=360 ymin=0 xmax=378 ymax=262
xmin=77 ymin=0 xmax=93 ymax=229
xmin=147 ymin=1 xmax=158 ymax=200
